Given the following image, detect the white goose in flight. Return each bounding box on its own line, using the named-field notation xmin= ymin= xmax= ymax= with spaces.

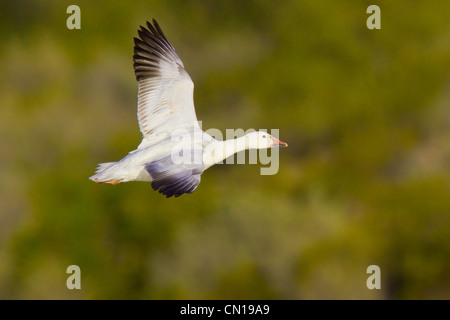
xmin=90 ymin=19 xmax=287 ymax=197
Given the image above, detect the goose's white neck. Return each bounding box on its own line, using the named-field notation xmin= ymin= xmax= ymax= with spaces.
xmin=203 ymin=136 xmax=248 ymax=169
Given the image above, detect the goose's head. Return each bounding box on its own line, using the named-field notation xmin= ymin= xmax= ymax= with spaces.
xmin=245 ymin=131 xmax=288 ymax=149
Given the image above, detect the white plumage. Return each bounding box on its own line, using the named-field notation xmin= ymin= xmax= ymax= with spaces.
xmin=90 ymin=19 xmax=287 ymax=197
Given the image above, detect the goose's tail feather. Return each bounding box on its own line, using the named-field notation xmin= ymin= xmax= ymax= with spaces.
xmin=89 ymin=162 xmax=123 ymax=185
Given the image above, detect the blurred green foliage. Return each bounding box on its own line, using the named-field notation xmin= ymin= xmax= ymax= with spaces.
xmin=0 ymin=0 xmax=449 ymax=299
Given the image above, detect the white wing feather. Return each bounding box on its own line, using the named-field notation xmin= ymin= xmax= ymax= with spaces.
xmin=133 ymin=20 xmax=199 ymax=148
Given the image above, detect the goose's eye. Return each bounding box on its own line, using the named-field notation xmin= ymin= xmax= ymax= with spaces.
xmin=262 ymin=135 xmax=267 ymax=138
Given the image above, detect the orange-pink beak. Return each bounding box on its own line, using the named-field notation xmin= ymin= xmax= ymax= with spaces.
xmin=271 ymin=137 xmax=288 ymax=148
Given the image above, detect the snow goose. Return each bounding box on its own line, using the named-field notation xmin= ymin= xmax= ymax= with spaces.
xmin=90 ymin=19 xmax=287 ymax=197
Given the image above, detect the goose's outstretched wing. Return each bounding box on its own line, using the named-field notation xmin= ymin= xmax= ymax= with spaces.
xmin=133 ymin=19 xmax=199 ymax=147
xmin=145 ymin=151 xmax=204 ymax=198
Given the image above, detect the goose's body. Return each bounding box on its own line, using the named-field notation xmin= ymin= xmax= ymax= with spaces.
xmin=90 ymin=20 xmax=287 ymax=197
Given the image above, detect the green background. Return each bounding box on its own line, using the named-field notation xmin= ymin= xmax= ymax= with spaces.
xmin=0 ymin=0 xmax=449 ymax=299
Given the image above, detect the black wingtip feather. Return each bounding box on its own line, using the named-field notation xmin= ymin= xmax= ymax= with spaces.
xmin=133 ymin=19 xmax=180 ymax=82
